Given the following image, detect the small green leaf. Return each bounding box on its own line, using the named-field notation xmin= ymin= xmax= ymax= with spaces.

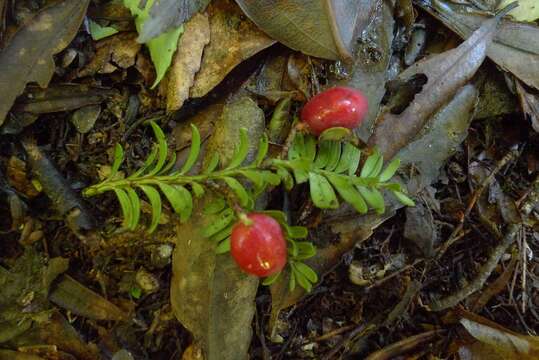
xmin=158 ymin=151 xmax=177 ymax=175
xmin=303 ymin=135 xmax=317 ymax=163
xmin=130 ymin=286 xmax=142 ymax=299
xmin=114 ymin=188 xmax=133 ymax=228
xmin=289 ymin=270 xmax=296 ymax=291
xmin=381 ymin=182 xmax=402 ymax=192
xmin=180 ymin=124 xmax=201 ymax=174
xmin=88 ymin=20 xmax=119 ymax=41
xmin=210 ymin=224 xmax=233 ymax=243
xmin=126 ymin=188 xmax=141 ymax=230
xmin=203 ymin=197 xmax=226 ymax=215
xmin=190 ymin=182 xmax=205 ymax=198
xmin=130 ymin=145 xmax=158 ymax=178
xmin=216 ymin=238 xmax=231 ymax=254
xmin=286 ymin=226 xmax=308 ymax=239
xmin=254 ymin=134 xmax=269 ymax=166
xmin=326 ymin=174 xmax=367 ymax=214
xmin=277 ymin=167 xmax=294 ymax=191
xmin=109 ymin=144 xmax=125 ymax=180
xmin=318 ymin=127 xmax=351 ymax=142
xmin=138 ymin=185 xmax=162 ymax=233
xmin=147 ymin=121 xmax=168 ymax=176
xmin=313 ymin=141 xmax=331 ymax=169
xmin=262 ymin=272 xmax=281 ymax=286
xmin=226 ymin=128 xmax=249 ymax=169
xmin=158 ymin=183 xmax=193 ymax=222
xmin=392 ymin=190 xmax=415 ymax=206
xmin=288 ymin=133 xmax=305 ymax=161
xmin=222 ymin=177 xmax=250 ymax=207
xmin=335 ymin=142 xmax=361 ymax=175
xmin=294 ymin=262 xmax=318 ymax=283
xmin=288 ymin=239 xmax=299 ymax=257
xmin=295 ymin=242 xmax=316 ymax=260
xmin=201 ymin=208 xmax=235 ymax=238
xmin=309 ymin=173 xmax=339 ymax=209
xmin=262 ymin=210 xmax=288 ymax=225
xmin=260 ymin=171 xmax=281 ymax=186
xmin=360 ymin=150 xmax=383 ymax=178
xmin=324 ymin=141 xmax=341 ymax=171
xmin=292 ymin=265 xmax=312 ymax=292
xmin=357 ymin=186 xmax=385 ymax=214
xmin=203 ymin=152 xmax=220 ymax=174
xmin=240 ymin=170 xmax=264 ymax=189
xmin=379 ymin=158 xmax=400 ymax=182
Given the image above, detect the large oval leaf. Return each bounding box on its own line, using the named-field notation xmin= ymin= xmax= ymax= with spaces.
xmin=235 ymin=0 xmax=366 ymax=60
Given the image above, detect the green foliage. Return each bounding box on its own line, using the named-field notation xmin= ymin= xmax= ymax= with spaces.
xmin=83 ymin=122 xmax=415 ymax=293
xmin=88 ymin=20 xmax=119 ymax=41
xmin=123 ymin=0 xmax=183 ymax=88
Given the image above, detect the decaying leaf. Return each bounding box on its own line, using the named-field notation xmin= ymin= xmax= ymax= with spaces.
xmin=138 ymin=0 xmax=210 ymax=43
xmin=331 ymin=0 xmax=395 ymax=142
xmin=516 ymin=81 xmax=539 ymax=133
xmin=171 ymin=97 xmax=265 ymax=360
xmin=167 ymin=13 xmax=210 ymax=112
xmin=77 ymin=32 xmax=141 ymax=78
xmin=459 ymin=317 xmax=539 ymax=359
xmin=0 ymin=0 xmax=90 ymax=126
xmin=418 ymin=0 xmax=539 ymax=90
xmin=49 ymin=275 xmax=127 ymax=321
xmin=368 ymin=13 xmax=499 ymax=160
xmin=190 ymin=0 xmax=275 ymax=98
xmin=235 ymin=0 xmax=374 ymax=61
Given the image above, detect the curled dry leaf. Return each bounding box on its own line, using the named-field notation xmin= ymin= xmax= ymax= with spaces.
xmin=0 ymin=0 xmax=90 ymax=126
xmin=235 ymin=0 xmax=371 ymax=61
xmin=190 ymin=0 xmax=275 ymax=98
xmin=516 ymin=81 xmax=539 ymax=133
xmin=417 ymin=0 xmax=539 ymax=90
xmin=167 ymin=13 xmax=210 ymax=112
xmin=368 ymin=12 xmax=499 ymax=160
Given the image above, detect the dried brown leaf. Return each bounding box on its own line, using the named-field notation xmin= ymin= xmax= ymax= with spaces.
xmin=190 ymin=0 xmax=275 ymax=98
xmin=235 ymin=0 xmax=373 ymax=61
xmin=516 ymin=81 xmax=539 ymax=133
xmin=368 ymin=14 xmax=499 ymax=159
xmin=167 ymin=13 xmax=210 ymax=112
xmin=0 ymin=0 xmax=89 ymax=126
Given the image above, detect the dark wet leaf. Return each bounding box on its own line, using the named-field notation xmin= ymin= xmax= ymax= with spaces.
xmin=138 ymin=0 xmax=210 ymax=43
xmin=49 ymin=275 xmax=127 ymax=321
xmin=369 ymin=12 xmax=500 ymax=160
xmin=0 ymin=0 xmax=90 ymax=126
xmin=235 ymin=0 xmax=373 ymax=61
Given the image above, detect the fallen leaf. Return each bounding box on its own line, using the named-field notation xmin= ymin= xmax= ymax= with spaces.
xmin=49 ymin=275 xmax=127 ymax=321
xmin=190 ymin=0 xmax=275 ymax=98
xmin=167 ymin=13 xmax=210 ymax=112
xmin=235 ymin=0 xmax=372 ymax=61
xmin=330 ymin=0 xmax=394 ymax=142
xmin=460 ymin=318 xmax=539 ymax=359
xmin=368 ymin=12 xmax=499 ymax=160
xmin=499 ymin=0 xmax=539 ymax=22
xmin=417 ymin=0 xmax=539 ymax=90
xmin=88 ymin=19 xmax=119 ymax=41
xmin=0 ymin=0 xmax=90 ymax=126
xmin=138 ymin=0 xmax=210 ymax=43
xmin=171 ymin=97 xmax=265 ymax=360
xmin=516 ymin=81 xmax=539 ymax=133
xmin=77 ymin=32 xmax=141 ymax=77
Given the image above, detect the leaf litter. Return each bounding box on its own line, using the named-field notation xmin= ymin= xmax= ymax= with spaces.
xmin=0 ymin=0 xmax=539 ymax=359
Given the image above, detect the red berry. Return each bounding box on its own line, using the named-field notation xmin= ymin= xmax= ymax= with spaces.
xmin=230 ymin=213 xmax=287 ymax=277
xmin=300 ymin=86 xmax=368 ymax=135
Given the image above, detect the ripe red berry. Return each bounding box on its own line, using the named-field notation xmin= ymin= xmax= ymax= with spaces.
xmin=300 ymin=86 xmax=368 ymax=135
xmin=230 ymin=213 xmax=287 ymax=277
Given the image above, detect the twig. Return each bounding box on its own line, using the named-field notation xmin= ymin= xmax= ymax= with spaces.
xmin=436 ymin=147 xmax=519 ymax=259
xmin=364 ymin=329 xmax=446 ymax=360
xmin=429 ymin=224 xmax=520 ymax=311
